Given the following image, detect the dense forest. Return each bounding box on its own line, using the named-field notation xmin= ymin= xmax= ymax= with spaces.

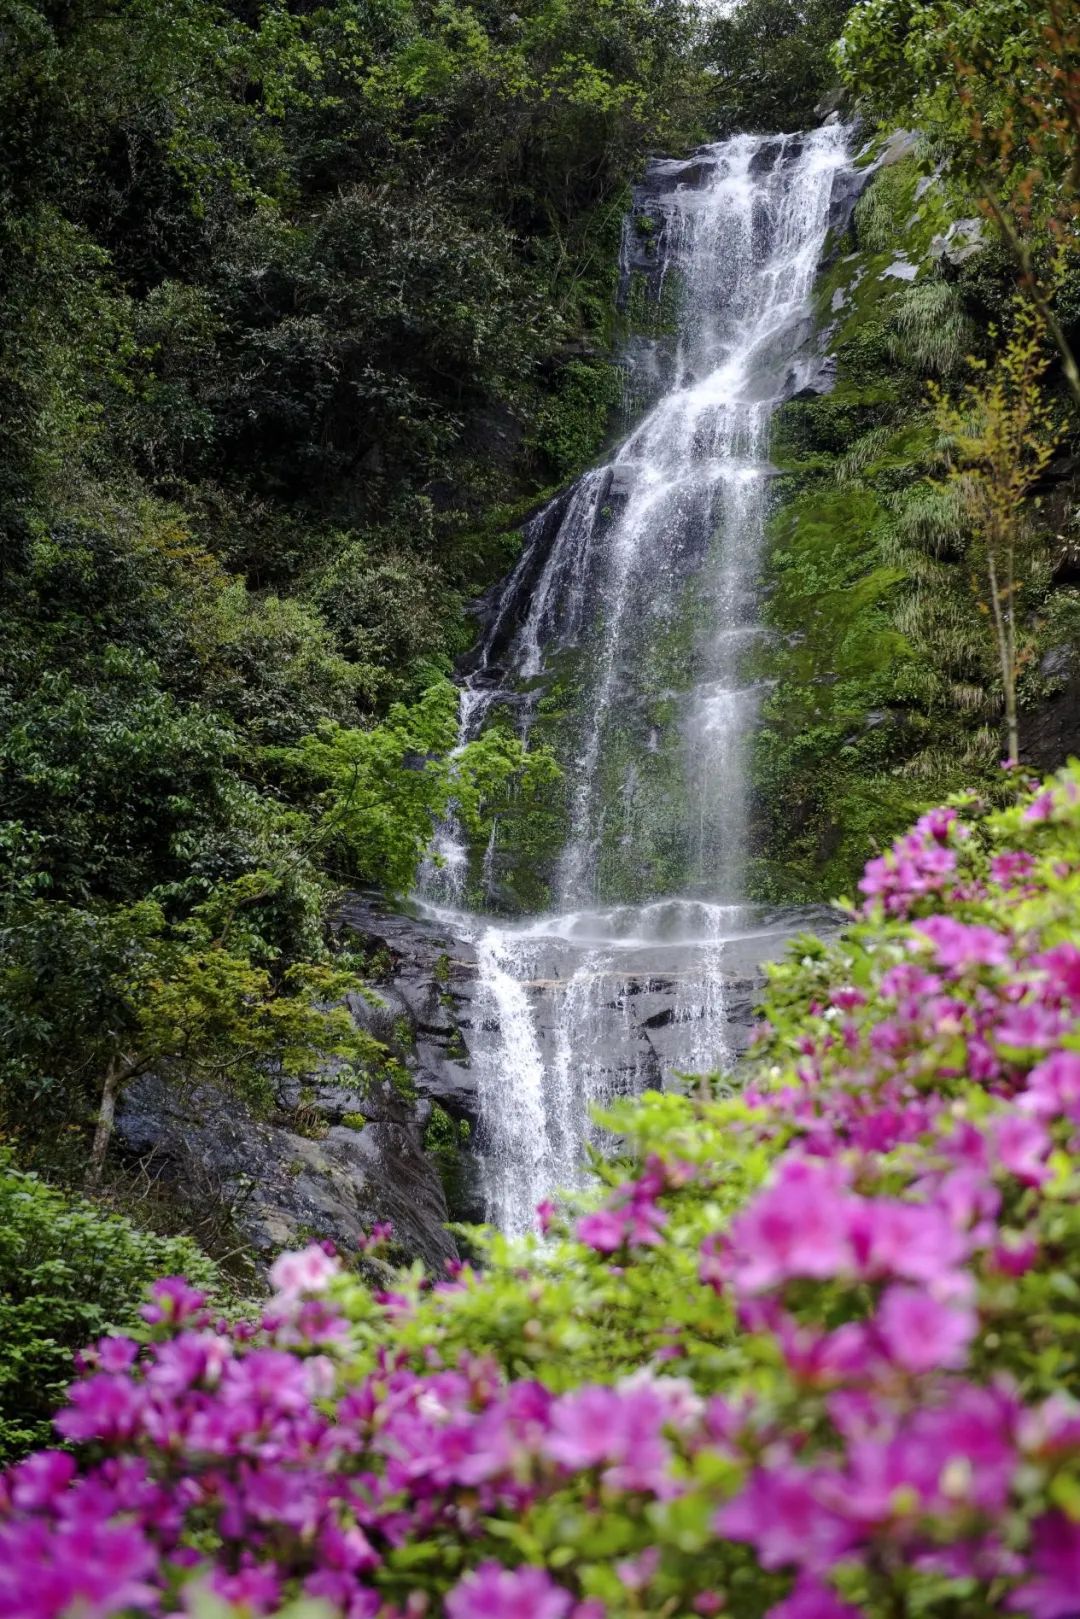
xmin=5 ymin=3 xmax=1080 ymax=1612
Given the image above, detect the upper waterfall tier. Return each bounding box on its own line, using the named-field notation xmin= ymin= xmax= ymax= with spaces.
xmin=429 ymin=126 xmax=852 ymax=916
xmin=417 ymin=126 xmax=854 ymax=1232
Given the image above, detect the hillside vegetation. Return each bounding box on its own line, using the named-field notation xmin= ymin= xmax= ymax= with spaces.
xmin=747 ymin=0 xmax=1080 ymax=897
xmin=1 ymin=0 xmax=716 ymax=1178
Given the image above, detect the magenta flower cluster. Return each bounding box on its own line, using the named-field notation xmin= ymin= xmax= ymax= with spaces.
xmin=6 ymin=773 xmax=1080 ymax=1619
xmin=0 ymin=1256 xmax=702 ymax=1619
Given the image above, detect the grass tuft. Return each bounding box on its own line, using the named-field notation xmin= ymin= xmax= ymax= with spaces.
xmin=888 ymin=280 xmax=974 ymax=377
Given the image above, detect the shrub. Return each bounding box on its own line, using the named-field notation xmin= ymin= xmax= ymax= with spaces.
xmin=0 ymin=1159 xmax=216 ymax=1462
xmin=534 ymin=360 xmax=623 ymax=482
xmin=7 ymin=766 xmax=1080 ymax=1616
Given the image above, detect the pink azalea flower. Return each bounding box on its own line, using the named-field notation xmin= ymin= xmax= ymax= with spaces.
xmin=993 ymin=1113 xmax=1052 ymax=1185
xmin=1022 ymin=1050 xmax=1080 ymax=1123
xmin=1023 ymin=790 xmax=1056 ymax=824
xmin=852 ymin=1197 xmax=967 ymax=1285
xmin=914 ymin=916 xmax=1012 ymax=973
xmin=54 ymin=1374 xmax=145 ymax=1445
xmin=0 ymin=1517 xmax=159 ymax=1619
xmin=908 ymin=1384 xmax=1019 ymax=1511
xmin=879 ymin=963 xmax=942 ymax=999
xmin=1008 ymin=1514 xmax=1080 ymax=1619
xmin=766 ymin=1578 xmax=865 ymax=1619
xmin=304 ymin=1569 xmax=381 ymax=1616
xmin=4 ymin=1452 xmax=76 ymax=1513
xmin=1035 ymin=942 xmax=1080 ymax=1002
xmin=778 ymin=1319 xmax=877 ymax=1388
xmin=140 ymin=1277 xmax=208 ymax=1327
xmin=207 ymin=1564 xmax=282 ymax=1613
xmin=994 ymin=1004 xmax=1064 ymax=1051
xmin=1020 ymin=1395 xmax=1080 ymax=1459
xmin=614 ymin=1548 xmax=659 ymax=1590
xmin=618 ymin=1369 xmax=703 ymax=1431
xmin=268 ymin=1244 xmax=341 ymax=1301
xmin=929 ymin=1166 xmax=1000 ymax=1235
xmin=726 ymin=1159 xmax=857 ymax=1294
xmin=575 ymin=1208 xmax=626 ymax=1253
xmin=716 ymin=1465 xmax=857 ymax=1573
xmin=446 ymin=1562 xmax=573 ymax=1619
xmin=544 ymin=1387 xmax=630 ymax=1469
xmin=87 ymin=1338 xmax=142 ymax=1376
xmin=916 ymin=807 xmax=959 ymax=843
xmin=875 ymin=1286 xmax=976 ymax=1374
xmin=860 ymin=840 xmax=957 ymax=915
xmin=992 ymin=1230 xmax=1040 ymax=1276
xmin=991 ymin=850 xmax=1036 ymax=886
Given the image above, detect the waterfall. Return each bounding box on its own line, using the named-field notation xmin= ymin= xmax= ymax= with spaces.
xmin=418 ymin=126 xmax=852 ymax=1233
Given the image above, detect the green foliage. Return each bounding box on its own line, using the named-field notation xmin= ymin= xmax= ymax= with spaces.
xmin=889 ymin=279 xmax=976 ymax=377
xmin=535 ymin=360 xmax=623 ymax=482
xmin=838 ymin=0 xmax=1080 ymax=408
xmin=423 ymin=1102 xmax=472 ymax=1216
xmin=749 ymin=159 xmax=1023 ymax=900
xmin=702 ymin=0 xmax=853 ymax=133
xmin=277 ymin=680 xmax=559 ymax=897
xmin=345 ymin=1088 xmax=770 ymax=1390
xmin=0 ymin=663 xmax=553 ymax=1156
xmin=0 ymin=1152 xmax=217 ymax=1461
xmin=0 ymin=0 xmax=703 ymax=1191
xmin=838 ymin=0 xmax=1060 ymax=197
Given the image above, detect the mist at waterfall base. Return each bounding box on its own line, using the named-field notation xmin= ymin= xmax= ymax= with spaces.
xmin=417 ymin=128 xmax=851 ymax=1235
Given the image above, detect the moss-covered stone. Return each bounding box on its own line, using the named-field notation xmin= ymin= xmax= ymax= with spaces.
xmin=748 ymin=153 xmax=1072 ymax=902
xmin=423 ymin=1103 xmax=472 ymax=1221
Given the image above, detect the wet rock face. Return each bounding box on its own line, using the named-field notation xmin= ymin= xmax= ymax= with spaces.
xmin=501 ymin=969 xmax=765 ymax=1093
xmin=116 ymin=896 xmax=486 ymax=1275
xmin=334 ymin=899 xmax=807 ymax=1230
xmin=1025 ymin=664 xmax=1080 ymax=774
xmin=118 ymin=1067 xmax=458 ymax=1278
xmin=335 ymin=895 xmax=482 ymax=1131
xmin=459 ymin=492 xmax=577 ymax=682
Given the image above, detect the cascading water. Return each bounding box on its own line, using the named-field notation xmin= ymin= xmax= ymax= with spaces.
xmin=419 ymin=126 xmax=852 ymax=1232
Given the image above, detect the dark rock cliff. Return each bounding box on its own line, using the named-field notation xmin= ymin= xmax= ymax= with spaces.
xmin=116 ymin=890 xmax=803 ymax=1270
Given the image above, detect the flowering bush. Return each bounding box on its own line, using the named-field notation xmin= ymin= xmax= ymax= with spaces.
xmin=8 ymin=767 xmax=1080 ymax=1619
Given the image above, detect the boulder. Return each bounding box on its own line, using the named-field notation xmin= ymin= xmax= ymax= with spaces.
xmin=881 ymin=256 xmax=919 ymax=281
xmin=930 ymin=217 xmax=986 ymax=269
xmin=118 ymin=1071 xmax=457 ymax=1278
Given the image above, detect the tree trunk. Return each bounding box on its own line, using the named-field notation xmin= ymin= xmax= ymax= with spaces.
xmin=987 ymin=550 xmax=1020 ymax=766
xmin=87 ymin=1057 xmax=123 ymax=1190
xmin=1005 ymin=544 xmax=1021 ymax=768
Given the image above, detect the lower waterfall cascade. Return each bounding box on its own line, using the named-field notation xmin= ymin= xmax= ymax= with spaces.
xmin=417 ymin=124 xmax=855 ymax=1233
